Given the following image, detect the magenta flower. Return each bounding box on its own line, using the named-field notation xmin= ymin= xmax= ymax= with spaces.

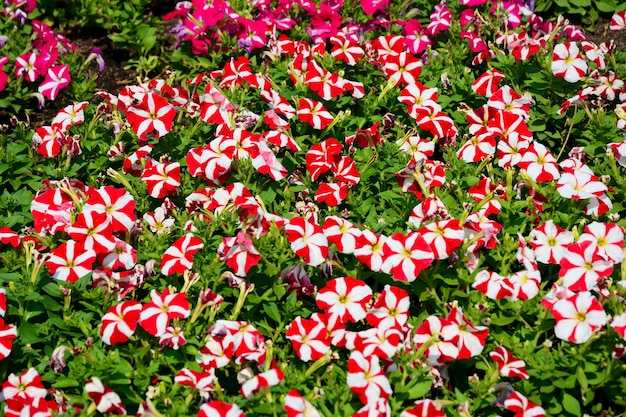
xmin=38 ymin=64 xmax=71 ymax=100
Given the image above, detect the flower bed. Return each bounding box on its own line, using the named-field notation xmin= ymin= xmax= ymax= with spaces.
xmin=1 ymin=0 xmax=626 ymax=416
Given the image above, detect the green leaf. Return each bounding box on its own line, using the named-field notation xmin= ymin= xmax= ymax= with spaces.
xmin=562 ymin=393 xmax=581 ymax=415
xmin=53 ymin=377 xmax=79 ymax=388
xmin=263 ymin=302 xmax=281 ymax=324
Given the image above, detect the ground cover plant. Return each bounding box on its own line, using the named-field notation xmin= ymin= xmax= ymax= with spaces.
xmin=2 ymin=0 xmax=626 ymax=416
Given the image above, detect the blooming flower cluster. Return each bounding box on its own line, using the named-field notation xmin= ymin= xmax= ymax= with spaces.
xmin=2 ymin=1 xmax=626 ymax=416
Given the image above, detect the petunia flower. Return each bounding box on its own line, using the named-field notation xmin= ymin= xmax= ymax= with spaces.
xmin=240 ymin=368 xmax=284 ymax=398
xmin=489 ymin=347 xmax=529 ymax=379
xmin=380 ymin=232 xmax=434 ymax=282
xmin=0 ymin=318 xmax=18 ymax=361
xmin=552 ymin=42 xmax=588 ymax=83
xmin=100 ymin=301 xmax=142 ymax=345
xmin=45 ymin=240 xmax=97 ymax=283
xmin=346 ymin=350 xmax=392 ymax=405
xmin=550 ymin=292 xmax=607 ymax=344
xmin=85 ymin=377 xmax=127 ymax=415
xmin=38 ymin=65 xmax=71 ymax=100
xmin=285 ymin=316 xmax=331 ymax=362
xmin=285 ymin=217 xmax=328 ymax=266
xmin=198 ymin=401 xmax=246 ymax=417
xmin=401 ymin=399 xmax=446 ymax=417
xmin=297 ymin=98 xmax=334 ymax=130
xmin=160 ymin=233 xmax=204 ymax=276
xmin=139 ymin=289 xmax=191 ymax=337
xmin=316 ymin=276 xmax=372 ymax=324
xmin=284 ymin=389 xmax=322 ymax=417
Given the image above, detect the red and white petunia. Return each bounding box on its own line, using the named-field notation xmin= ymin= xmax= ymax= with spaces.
xmin=550 ymin=292 xmax=607 ymax=344
xmin=51 ymin=101 xmax=89 ymax=132
xmin=489 ymin=347 xmax=529 ymax=379
xmin=371 ymin=35 xmax=403 ymax=61
xmin=314 ymin=182 xmax=349 ymax=206
xmin=67 ymin=210 xmax=115 ymax=254
xmin=610 ymin=11 xmax=626 ymax=31
xmin=517 ymin=142 xmax=560 ymax=183
xmin=446 ymin=307 xmax=488 ymax=359
xmin=45 ymin=240 xmax=97 ymax=283
xmin=397 ymin=82 xmax=441 ymax=117
xmin=199 ymin=85 xmax=235 ymax=125
xmin=285 ymin=217 xmax=328 ymax=266
xmin=528 ymin=220 xmax=574 ymax=264
xmin=285 ymin=316 xmax=331 ymax=362
xmin=240 ymin=368 xmax=284 ymax=398
xmin=316 ymin=277 xmax=372 ymax=324
xmin=508 ymin=268 xmax=542 ymax=301
xmin=577 ymin=221 xmax=625 ymax=264
xmin=197 ymin=333 xmax=235 ymax=370
xmin=139 ymin=289 xmax=191 ymax=337
xmin=186 ymin=138 xmax=234 ymax=185
xmin=210 ymin=320 xmax=266 ymax=364
xmin=502 ymin=391 xmax=546 ymax=417
xmin=175 ymin=368 xmax=216 ymax=395
xmin=100 ymin=238 xmax=137 ymax=271
xmin=0 ymin=318 xmax=17 ymax=361
xmin=383 ymin=51 xmax=423 ymax=87
xmin=83 ymin=186 xmax=137 ymax=233
xmin=472 ymin=270 xmax=515 ymax=300
xmin=2 ymin=368 xmax=46 ymax=404
xmin=297 ymin=98 xmax=334 ymax=130
xmin=218 ymin=232 xmax=261 ymax=277
xmin=413 ymin=315 xmax=459 ymax=366
xmin=380 ymin=232 xmax=434 ymax=282
xmin=552 ymin=42 xmax=588 ymax=83
xmin=413 ymin=107 xmax=457 ymax=140
xmin=366 ymin=285 xmax=410 ymax=331
xmin=559 ymin=241 xmax=613 ymax=292
xmin=488 ymin=86 xmax=531 ymax=119
xmin=141 ymin=161 xmax=181 ymax=199
xmin=396 ymin=134 xmax=435 ymax=162
xmin=353 ymin=325 xmax=404 ymax=359
xmin=353 ymin=398 xmax=391 ymax=417
xmin=456 ymin=132 xmax=497 ymax=163
xmin=346 ymin=350 xmax=393 ymax=405
xmin=354 ymin=230 xmax=387 ymax=272
xmin=85 ymin=377 xmax=127 ymax=415
xmin=38 ymin=64 xmax=71 ymax=100
xmin=330 ymin=35 xmax=365 ymax=65
xmin=126 ymin=92 xmax=176 ymax=140
xmin=160 ymin=233 xmax=204 ymax=276
xmin=305 ymin=61 xmax=344 ymax=101
xmin=322 ymin=216 xmax=362 ymax=254
xmin=305 ymin=138 xmax=343 ymax=181
xmin=284 ymin=389 xmax=322 ymax=417
xmin=198 ymin=401 xmax=246 ymax=417
xmin=0 ymin=227 xmax=20 ymax=248
xmin=220 ymin=56 xmax=256 ymax=88
xmin=418 ymin=219 xmax=464 ymax=260
xmin=32 ymin=125 xmax=65 ymax=158
xmin=611 ymin=312 xmax=626 ymax=341
xmin=332 ymin=155 xmax=360 ymax=185
xmin=401 ymin=399 xmax=446 ymax=417
xmin=472 ymin=68 xmax=505 ymax=98
xmin=100 ymin=301 xmax=142 ymax=345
